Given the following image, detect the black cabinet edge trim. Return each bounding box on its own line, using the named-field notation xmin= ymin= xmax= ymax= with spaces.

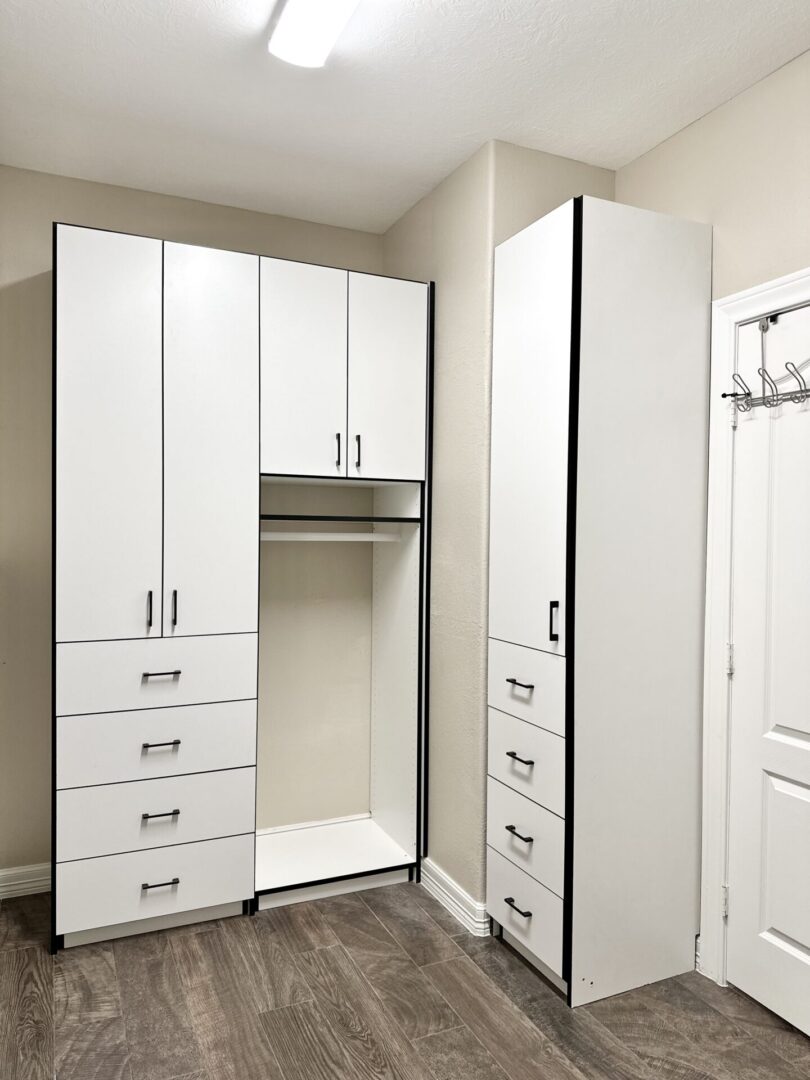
xmin=562 ymin=196 xmax=583 ymax=996
xmin=260 ymin=514 xmax=420 ymax=523
xmin=50 ymin=222 xmax=58 ymax=954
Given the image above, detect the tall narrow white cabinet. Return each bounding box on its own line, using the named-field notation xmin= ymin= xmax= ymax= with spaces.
xmin=53 ymin=224 xmax=432 ymax=950
xmin=487 ymin=197 xmax=711 ymax=1006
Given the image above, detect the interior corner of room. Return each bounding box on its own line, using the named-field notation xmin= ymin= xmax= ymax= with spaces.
xmin=1 ymin=2 xmax=810 ymax=1059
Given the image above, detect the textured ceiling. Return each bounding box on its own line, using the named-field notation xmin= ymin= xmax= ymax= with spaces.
xmin=1 ymin=0 xmax=808 ymax=232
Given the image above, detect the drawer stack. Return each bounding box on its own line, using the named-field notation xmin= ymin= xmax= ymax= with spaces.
xmin=485 ymin=639 xmax=566 ymax=977
xmin=55 ymin=635 xmax=257 ymax=938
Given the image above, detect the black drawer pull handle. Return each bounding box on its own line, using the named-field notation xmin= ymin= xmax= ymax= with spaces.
xmin=335 ymin=432 xmax=341 ymax=467
xmin=142 ymin=670 xmax=182 ymax=679
xmin=172 ymin=589 xmax=178 ymax=627
xmin=142 ymin=877 xmax=180 ymax=891
xmin=505 ymin=750 xmax=535 ymax=766
xmin=142 ymin=739 xmax=181 ymax=751
xmin=549 ymin=600 xmax=559 ymax=642
xmin=505 ymin=824 xmax=534 ymax=844
xmin=504 ymin=896 xmax=532 ymax=919
xmin=142 ymin=809 xmax=180 ymax=821
xmin=506 ymin=677 xmax=535 ymax=691
xmin=355 ymin=434 xmax=361 ymax=469
xmin=147 ymin=589 xmax=153 ymax=629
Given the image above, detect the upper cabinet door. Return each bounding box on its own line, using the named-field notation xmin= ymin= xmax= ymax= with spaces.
xmin=260 ymin=259 xmax=347 ymax=477
xmin=163 ymin=244 xmax=259 ymax=637
xmin=56 ymin=226 xmax=163 ymax=643
xmin=347 ymin=274 xmax=428 ymax=481
xmin=488 ymin=202 xmax=573 ymax=655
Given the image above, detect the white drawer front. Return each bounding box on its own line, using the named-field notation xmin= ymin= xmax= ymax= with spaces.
xmin=56 ymin=634 xmax=257 ymax=716
xmin=56 ymin=833 xmax=254 ymax=936
xmin=487 ymin=777 xmax=564 ymax=897
xmin=487 ymin=847 xmax=564 ymax=977
xmin=57 ymin=767 xmax=255 ymax=862
xmin=488 ymin=638 xmax=565 ymax=736
xmin=57 ymin=700 xmax=257 ymax=789
xmin=487 ymin=708 xmax=564 ymax=816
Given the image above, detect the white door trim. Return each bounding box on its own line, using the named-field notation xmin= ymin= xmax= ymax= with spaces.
xmin=701 ymin=264 xmax=810 ymax=985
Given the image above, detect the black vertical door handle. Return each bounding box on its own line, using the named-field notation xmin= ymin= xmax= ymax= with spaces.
xmin=146 ymin=590 xmax=153 ymax=629
xmin=355 ymin=434 xmax=361 ymax=469
xmin=335 ymin=432 xmax=341 ymax=467
xmin=172 ymin=589 xmax=178 ymax=627
xmin=549 ymin=600 xmax=559 ymax=642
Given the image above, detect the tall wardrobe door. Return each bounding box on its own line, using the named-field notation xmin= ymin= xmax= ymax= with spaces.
xmin=260 ymin=259 xmax=347 ymax=477
xmin=55 ymin=225 xmax=163 ymax=643
xmin=163 ymin=243 xmax=259 ymax=637
xmin=347 ymin=274 xmax=428 ymax=481
xmin=488 ymin=201 xmax=573 ymax=654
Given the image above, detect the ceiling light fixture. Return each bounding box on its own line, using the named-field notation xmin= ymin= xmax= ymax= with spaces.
xmin=268 ymin=0 xmax=362 ymax=68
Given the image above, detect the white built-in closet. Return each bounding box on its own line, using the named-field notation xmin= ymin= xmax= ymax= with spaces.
xmin=52 ymin=224 xmax=431 ymax=948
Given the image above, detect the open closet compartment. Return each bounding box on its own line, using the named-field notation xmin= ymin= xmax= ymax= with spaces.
xmin=255 ymin=478 xmax=425 ymax=902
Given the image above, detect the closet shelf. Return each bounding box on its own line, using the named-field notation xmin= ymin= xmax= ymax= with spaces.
xmin=260 ymin=514 xmax=420 ymax=523
xmin=255 ymin=817 xmax=414 ymax=894
xmin=260 ymin=530 xmax=400 ymax=543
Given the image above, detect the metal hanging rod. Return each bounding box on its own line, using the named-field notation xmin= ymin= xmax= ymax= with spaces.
xmin=722 ymin=316 xmax=810 ymax=411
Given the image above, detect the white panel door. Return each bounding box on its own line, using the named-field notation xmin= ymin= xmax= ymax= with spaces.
xmin=260 ymin=259 xmax=347 ymax=477
xmin=163 ymin=243 xmax=259 ymax=636
xmin=488 ymin=202 xmax=572 ymax=654
xmin=56 ymin=225 xmax=162 ymax=642
xmin=347 ymin=273 xmax=427 ymax=481
xmin=727 ymin=317 xmax=810 ymax=1037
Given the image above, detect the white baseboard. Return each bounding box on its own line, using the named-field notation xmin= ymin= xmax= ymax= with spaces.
xmin=420 ymin=857 xmax=489 ymax=937
xmin=0 ymin=863 xmax=50 ymax=900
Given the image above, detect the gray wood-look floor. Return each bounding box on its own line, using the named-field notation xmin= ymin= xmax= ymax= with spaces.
xmin=1 ymin=885 xmax=808 ymax=1079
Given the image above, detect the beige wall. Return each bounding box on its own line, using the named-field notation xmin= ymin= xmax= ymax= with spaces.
xmin=382 ymin=141 xmax=613 ymax=899
xmin=616 ymin=50 xmax=810 ymax=299
xmin=382 ymin=143 xmax=496 ymax=900
xmin=493 ymin=140 xmax=614 ymax=245
xmin=0 ymin=164 xmax=381 ymax=870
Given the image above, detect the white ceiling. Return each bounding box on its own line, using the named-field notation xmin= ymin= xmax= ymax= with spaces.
xmin=1 ymin=0 xmax=808 ymax=233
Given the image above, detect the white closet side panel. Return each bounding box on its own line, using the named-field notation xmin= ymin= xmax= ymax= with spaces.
xmin=488 ymin=202 xmax=572 ymax=654
xmin=163 ymin=244 xmax=259 ymax=637
xmin=569 ymin=197 xmax=711 ymax=1006
xmin=260 ymin=259 xmax=348 ymax=477
xmin=55 ymin=225 xmax=163 ymax=642
xmin=369 ymin=524 xmax=420 ymax=858
xmin=348 ymin=274 xmax=427 ymax=481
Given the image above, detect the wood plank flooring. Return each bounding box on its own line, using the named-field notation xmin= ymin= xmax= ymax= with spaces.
xmin=0 ymin=886 xmax=807 ymax=1080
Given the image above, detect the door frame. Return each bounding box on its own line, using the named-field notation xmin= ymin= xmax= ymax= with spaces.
xmin=701 ymin=264 xmax=810 ymax=986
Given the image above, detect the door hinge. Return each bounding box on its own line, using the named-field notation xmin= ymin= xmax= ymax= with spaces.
xmin=721 ymin=884 xmax=729 ymax=919
xmin=726 ymin=643 xmax=735 ymax=677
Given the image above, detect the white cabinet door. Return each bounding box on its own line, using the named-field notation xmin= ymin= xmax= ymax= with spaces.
xmin=56 ymin=225 xmax=163 ymax=642
xmin=260 ymin=259 xmax=347 ymax=477
xmin=163 ymin=243 xmax=259 ymax=637
xmin=488 ymin=202 xmax=572 ymax=654
xmin=347 ymin=274 xmax=428 ymax=481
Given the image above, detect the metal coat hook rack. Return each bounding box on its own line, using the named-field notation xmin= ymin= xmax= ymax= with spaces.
xmin=722 ymin=315 xmax=810 ymax=411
